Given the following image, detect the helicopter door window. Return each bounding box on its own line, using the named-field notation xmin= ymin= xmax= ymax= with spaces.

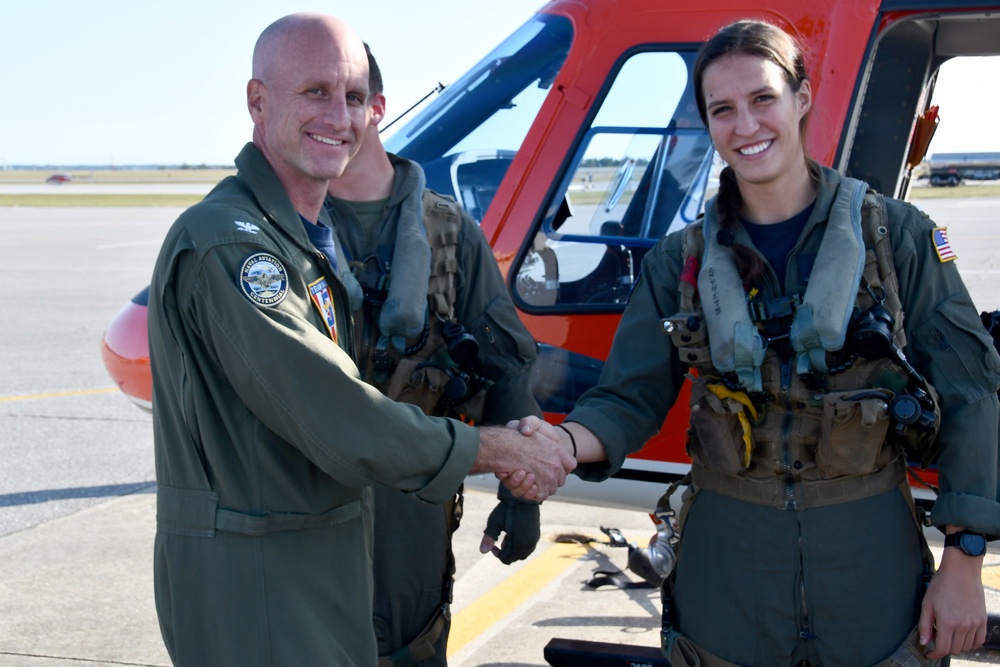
xmin=515 ymin=49 xmax=717 ymax=310
xmin=383 ymin=14 xmax=572 ymax=223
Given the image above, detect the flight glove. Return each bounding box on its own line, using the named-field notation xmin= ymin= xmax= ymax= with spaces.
xmin=482 ymin=484 xmax=541 ymax=564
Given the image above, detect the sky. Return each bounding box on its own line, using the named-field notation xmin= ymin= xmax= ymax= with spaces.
xmin=0 ymin=1 xmax=995 ymax=167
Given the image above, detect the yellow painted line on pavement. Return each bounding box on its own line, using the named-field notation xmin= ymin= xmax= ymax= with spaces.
xmin=984 ymin=564 xmax=1000 ymax=591
xmin=0 ymin=387 xmax=118 ymax=402
xmin=448 ymin=540 xmax=589 ymax=656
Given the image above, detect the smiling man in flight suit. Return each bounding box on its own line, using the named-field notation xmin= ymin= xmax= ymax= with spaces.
xmin=147 ymin=13 xmax=575 ymax=666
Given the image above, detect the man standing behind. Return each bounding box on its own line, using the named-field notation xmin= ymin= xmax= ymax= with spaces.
xmin=147 ymin=14 xmax=574 ymax=666
xmin=326 ymin=45 xmax=543 ymax=666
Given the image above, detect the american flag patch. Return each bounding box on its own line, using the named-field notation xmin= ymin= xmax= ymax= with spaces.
xmin=932 ymin=227 xmax=957 ymax=263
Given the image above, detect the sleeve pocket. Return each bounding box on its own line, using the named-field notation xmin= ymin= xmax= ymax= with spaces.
xmin=911 ymin=295 xmax=1000 ymax=404
xmin=473 ymin=296 xmax=538 ymax=375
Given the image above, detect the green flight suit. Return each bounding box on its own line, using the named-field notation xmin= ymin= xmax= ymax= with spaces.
xmin=567 ymin=167 xmax=1000 ymax=666
xmin=327 ymin=154 xmax=541 ymax=666
xmin=148 ymin=143 xmax=479 ymax=667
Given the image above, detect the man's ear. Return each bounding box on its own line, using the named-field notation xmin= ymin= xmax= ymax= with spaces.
xmin=369 ymin=92 xmax=387 ymax=127
xmin=247 ymin=79 xmax=265 ymax=122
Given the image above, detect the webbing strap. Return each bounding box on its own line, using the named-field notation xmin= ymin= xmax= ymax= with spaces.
xmin=690 ymin=457 xmax=907 ymax=510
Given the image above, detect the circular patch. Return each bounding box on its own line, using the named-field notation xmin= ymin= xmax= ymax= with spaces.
xmin=239 ymin=252 xmax=288 ymax=307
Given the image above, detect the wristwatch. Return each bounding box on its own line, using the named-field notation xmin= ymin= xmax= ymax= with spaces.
xmin=944 ymin=531 xmax=988 ymax=557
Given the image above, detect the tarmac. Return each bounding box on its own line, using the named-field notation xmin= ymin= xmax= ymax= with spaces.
xmin=2 ymin=202 xmax=1000 ymax=667
xmin=0 ymin=484 xmax=998 ymax=667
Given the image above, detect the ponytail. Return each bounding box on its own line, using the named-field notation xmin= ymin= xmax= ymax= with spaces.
xmin=715 ymin=166 xmax=768 ymax=286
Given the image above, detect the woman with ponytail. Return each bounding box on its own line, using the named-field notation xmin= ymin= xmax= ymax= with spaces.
xmin=514 ymin=18 xmax=1000 ymax=666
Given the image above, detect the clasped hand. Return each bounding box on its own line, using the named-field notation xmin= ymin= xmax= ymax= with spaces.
xmin=496 ymin=417 xmax=576 ymax=502
xmin=477 ymin=418 xmax=576 ymax=502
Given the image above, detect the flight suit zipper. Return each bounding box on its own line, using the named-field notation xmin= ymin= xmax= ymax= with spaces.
xmin=779 ymin=359 xmax=796 ymax=510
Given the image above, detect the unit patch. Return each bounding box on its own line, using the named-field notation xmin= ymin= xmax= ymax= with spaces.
xmin=240 ymin=253 xmax=288 ymax=307
xmin=931 ymin=227 xmax=957 ymax=263
xmin=309 ymin=278 xmax=338 ymax=343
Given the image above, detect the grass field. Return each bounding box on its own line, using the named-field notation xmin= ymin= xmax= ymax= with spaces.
xmin=0 ymin=194 xmax=206 ymax=207
xmin=0 ymin=168 xmax=234 ymax=185
xmin=0 ymin=168 xmax=996 ymax=207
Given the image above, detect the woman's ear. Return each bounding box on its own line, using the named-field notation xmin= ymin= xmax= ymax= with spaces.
xmin=797 ymin=79 xmax=813 ymax=117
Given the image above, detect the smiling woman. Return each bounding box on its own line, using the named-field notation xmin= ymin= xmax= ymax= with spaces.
xmin=529 ymin=17 xmax=1000 ymax=667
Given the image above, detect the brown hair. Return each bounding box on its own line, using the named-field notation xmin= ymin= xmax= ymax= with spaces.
xmin=363 ymin=42 xmax=384 ymax=96
xmin=693 ymin=20 xmax=820 ymax=285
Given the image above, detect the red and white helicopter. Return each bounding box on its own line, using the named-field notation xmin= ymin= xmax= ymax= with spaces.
xmin=103 ymin=0 xmax=1000 ymax=516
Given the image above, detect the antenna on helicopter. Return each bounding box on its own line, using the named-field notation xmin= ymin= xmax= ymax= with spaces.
xmin=379 ymin=82 xmax=447 ymax=134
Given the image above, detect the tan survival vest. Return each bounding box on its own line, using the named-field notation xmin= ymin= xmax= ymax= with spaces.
xmin=354 ymin=191 xmax=480 ymax=667
xmin=663 ymin=181 xmax=940 ymax=510
xmin=354 ymin=190 xmax=489 ymax=422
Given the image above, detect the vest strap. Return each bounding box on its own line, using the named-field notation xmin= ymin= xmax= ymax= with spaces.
xmin=690 ymin=456 xmax=907 ymax=510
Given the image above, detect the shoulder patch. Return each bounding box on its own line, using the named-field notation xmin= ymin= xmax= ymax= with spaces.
xmin=240 ymin=253 xmax=288 ymax=307
xmin=931 ymin=227 xmax=957 ymax=263
xmin=308 ymin=278 xmax=338 ymax=343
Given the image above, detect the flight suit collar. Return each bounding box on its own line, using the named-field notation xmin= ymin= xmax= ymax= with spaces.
xmin=385 ymin=153 xmax=424 ymax=209
xmin=234 ymin=142 xmax=336 ymax=251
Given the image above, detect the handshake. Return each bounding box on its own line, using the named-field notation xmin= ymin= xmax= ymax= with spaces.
xmin=472 ymin=416 xmax=578 ymax=503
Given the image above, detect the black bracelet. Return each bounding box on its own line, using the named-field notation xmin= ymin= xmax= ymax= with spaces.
xmin=555 ymin=423 xmax=577 ymax=459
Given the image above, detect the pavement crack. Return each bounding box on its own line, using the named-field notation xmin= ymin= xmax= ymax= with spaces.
xmin=0 ymin=651 xmax=166 ymax=666
xmin=1 ymin=413 xmax=149 ymax=423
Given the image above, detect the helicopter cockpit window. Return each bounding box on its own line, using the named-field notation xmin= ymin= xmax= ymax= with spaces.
xmin=515 ymin=50 xmax=718 ymax=309
xmin=383 ymin=14 xmax=572 ymax=224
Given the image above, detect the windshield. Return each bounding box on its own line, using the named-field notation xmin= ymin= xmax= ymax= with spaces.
xmin=384 ymin=14 xmax=573 ymax=221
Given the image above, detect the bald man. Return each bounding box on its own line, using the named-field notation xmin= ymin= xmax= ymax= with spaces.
xmin=147 ymin=14 xmax=574 ymax=665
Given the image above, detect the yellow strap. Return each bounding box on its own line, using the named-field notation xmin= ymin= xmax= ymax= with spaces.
xmin=705 ymin=385 xmax=758 ymax=467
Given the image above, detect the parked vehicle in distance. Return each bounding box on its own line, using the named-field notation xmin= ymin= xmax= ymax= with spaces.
xmin=929 ymin=151 xmax=1000 ymax=185
xmin=45 ymin=172 xmax=72 ymax=184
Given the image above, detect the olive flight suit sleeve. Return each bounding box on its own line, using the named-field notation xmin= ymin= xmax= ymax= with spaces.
xmin=888 ymin=198 xmax=1000 ymax=537
xmin=455 ymin=212 xmax=542 ymax=425
xmin=567 ymin=230 xmax=690 ymax=482
xmin=169 ymin=208 xmax=478 ymax=504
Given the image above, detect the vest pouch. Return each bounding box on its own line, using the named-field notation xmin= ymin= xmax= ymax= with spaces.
xmin=685 ymin=375 xmax=752 ymax=475
xmin=871 ymin=626 xmax=942 ymax=667
xmin=816 ymin=389 xmax=893 ymax=479
xmin=386 ymin=358 xmax=448 ymax=415
xmin=664 ymin=313 xmax=712 ymax=365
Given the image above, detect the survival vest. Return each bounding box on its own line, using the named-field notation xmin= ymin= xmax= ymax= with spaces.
xmin=349 ymin=190 xmax=483 ymax=667
xmin=663 ymin=178 xmax=941 ymax=510
xmin=351 ymin=189 xmax=490 ymax=422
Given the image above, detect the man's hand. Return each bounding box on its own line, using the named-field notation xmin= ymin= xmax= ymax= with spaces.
xmin=919 ymin=536 xmax=987 ymax=659
xmin=473 ymin=423 xmax=575 ymax=502
xmin=480 ymin=485 xmax=540 ymax=564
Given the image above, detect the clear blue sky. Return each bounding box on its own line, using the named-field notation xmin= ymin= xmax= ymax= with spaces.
xmin=0 ymin=1 xmax=993 ymax=166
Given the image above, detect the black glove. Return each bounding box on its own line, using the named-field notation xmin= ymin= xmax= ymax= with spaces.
xmin=482 ymin=484 xmax=541 ymax=564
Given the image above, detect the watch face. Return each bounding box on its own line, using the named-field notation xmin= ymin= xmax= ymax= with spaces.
xmin=959 ymin=532 xmax=988 ymax=557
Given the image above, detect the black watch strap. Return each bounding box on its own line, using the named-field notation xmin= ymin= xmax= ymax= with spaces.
xmin=944 ymin=531 xmax=988 ymax=557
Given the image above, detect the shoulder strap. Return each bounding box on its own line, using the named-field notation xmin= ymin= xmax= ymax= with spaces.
xmin=664 ymin=222 xmax=714 ymax=369
xmin=860 ymin=189 xmax=907 ymax=349
xmin=678 ymin=221 xmax=705 ymax=313
xmin=422 ymin=190 xmax=462 ymax=321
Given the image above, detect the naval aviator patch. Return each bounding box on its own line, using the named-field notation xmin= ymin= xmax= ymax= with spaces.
xmin=240 ymin=253 xmax=288 ymax=307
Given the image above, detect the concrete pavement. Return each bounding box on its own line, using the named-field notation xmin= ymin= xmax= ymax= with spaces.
xmin=1 ymin=487 xmax=998 ymax=667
